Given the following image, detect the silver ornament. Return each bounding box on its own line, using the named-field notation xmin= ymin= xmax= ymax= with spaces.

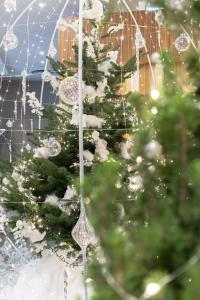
xmin=128 ymin=173 xmax=143 ymax=192
xmin=2 ymin=28 xmax=18 ymax=50
xmin=175 ymin=33 xmax=191 ymax=52
xmin=58 ymin=76 xmax=79 ymax=105
xmin=43 ymin=137 xmax=61 ymax=157
xmin=72 ymin=211 xmax=93 ymax=251
xmin=4 ymin=0 xmax=16 ymax=13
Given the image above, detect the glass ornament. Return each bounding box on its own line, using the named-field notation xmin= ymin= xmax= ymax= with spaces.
xmin=2 ymin=28 xmax=18 ymax=50
xmin=175 ymin=33 xmax=191 ymax=52
xmin=4 ymin=0 xmax=16 ymax=13
xmin=145 ymin=140 xmax=162 ymax=159
xmin=72 ymin=211 xmax=93 ymax=251
xmin=58 ymin=76 xmax=79 ymax=105
xmin=43 ymin=137 xmax=62 ymax=157
xmin=155 ymin=10 xmax=164 ymax=25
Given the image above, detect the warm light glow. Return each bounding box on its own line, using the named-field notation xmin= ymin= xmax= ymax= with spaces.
xmin=144 ymin=282 xmax=161 ymax=298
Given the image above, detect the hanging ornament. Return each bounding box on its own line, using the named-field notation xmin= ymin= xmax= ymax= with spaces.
xmin=135 ymin=28 xmax=145 ymax=49
xmin=72 ymin=210 xmax=93 ymax=251
xmin=2 ymin=28 xmax=18 ymax=50
xmin=6 ymin=119 xmax=13 ymax=128
xmin=4 ymin=0 xmax=16 ymax=14
xmin=49 ymin=42 xmax=57 ymax=58
xmin=58 ymin=76 xmax=79 ymax=105
xmin=155 ymin=10 xmax=164 ymax=25
xmin=128 ymin=173 xmax=143 ymax=192
xmin=43 ymin=137 xmax=62 ymax=157
xmin=134 ymin=28 xmax=144 ymax=93
xmin=175 ymin=33 xmax=191 ymax=52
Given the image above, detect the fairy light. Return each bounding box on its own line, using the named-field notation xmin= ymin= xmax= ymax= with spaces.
xmin=150 ymin=89 xmax=160 ymax=100
xmin=144 ymin=282 xmax=161 ymax=298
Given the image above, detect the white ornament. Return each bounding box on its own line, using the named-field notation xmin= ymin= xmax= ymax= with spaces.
xmin=144 ymin=282 xmax=161 ymax=298
xmin=49 ymin=42 xmax=57 ymax=58
xmin=58 ymin=76 xmax=79 ymax=105
xmin=45 ymin=195 xmax=59 ymax=207
xmin=63 ymin=186 xmax=77 ymax=200
xmin=26 ymin=92 xmax=44 ymax=116
xmin=4 ymin=0 xmax=16 ymax=13
xmin=151 ymin=52 xmax=161 ymax=64
xmin=2 ymin=28 xmax=18 ymax=50
xmin=71 ymin=106 xmax=105 ymax=128
xmin=13 ymin=221 xmax=46 ymax=244
xmin=33 ymin=147 xmax=49 ymax=159
xmin=92 ymin=132 xmax=109 ymax=162
xmin=145 ymin=140 xmax=162 ymax=159
xmin=6 ymin=119 xmax=13 ymax=128
xmin=83 ymin=150 xmax=94 ymax=166
xmin=50 ymin=77 xmax=60 ymax=91
xmin=128 ymin=173 xmax=143 ymax=192
xmin=43 ymin=137 xmax=62 ymax=157
xmin=175 ymin=33 xmax=191 ymax=52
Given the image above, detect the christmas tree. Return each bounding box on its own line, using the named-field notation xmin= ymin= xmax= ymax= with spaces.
xmin=0 ymin=14 xmax=138 ymax=253
xmin=84 ymin=1 xmax=200 ymax=299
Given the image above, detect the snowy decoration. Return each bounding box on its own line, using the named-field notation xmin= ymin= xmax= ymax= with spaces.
xmin=71 ymin=106 xmax=105 ymax=128
xmin=83 ymin=150 xmax=94 ymax=166
xmin=49 ymin=42 xmax=57 ymax=58
xmin=120 ymin=142 xmax=132 ymax=160
xmin=33 ymin=146 xmax=49 ymax=159
xmin=25 ymin=143 xmax=32 ymax=151
xmin=167 ymin=0 xmax=185 ymax=10
xmin=155 ymin=10 xmax=164 ymax=25
xmin=108 ymin=23 xmax=124 ymax=35
xmin=128 ymin=173 xmax=143 ymax=192
xmin=83 ymin=0 xmax=104 ymax=21
xmin=145 ymin=140 xmax=162 ymax=159
xmin=57 ymin=18 xmax=78 ymax=32
xmin=43 ymin=137 xmax=62 ymax=157
xmin=92 ymin=131 xmax=109 ymax=162
xmin=4 ymin=0 xmax=16 ymax=14
xmin=63 ymin=186 xmax=77 ymax=200
xmin=13 ymin=220 xmax=46 ymax=244
xmin=50 ymin=76 xmax=60 ymax=91
xmin=26 ymin=92 xmax=44 ymax=116
xmin=58 ymin=76 xmax=79 ymax=105
xmin=12 ymin=170 xmax=24 ymax=184
xmin=45 ymin=195 xmax=60 ymax=208
xmin=85 ymin=77 xmax=108 ymax=99
xmin=99 ymin=51 xmax=119 ymax=75
xmin=6 ymin=119 xmax=13 ymax=127
xmin=2 ymin=28 xmax=18 ymax=50
xmin=175 ymin=33 xmax=191 ymax=52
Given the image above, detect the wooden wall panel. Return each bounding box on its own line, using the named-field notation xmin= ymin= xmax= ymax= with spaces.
xmin=58 ymin=11 xmax=188 ymax=95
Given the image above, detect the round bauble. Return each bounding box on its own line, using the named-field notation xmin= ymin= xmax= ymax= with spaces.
xmin=175 ymin=33 xmax=190 ymax=52
xmin=58 ymin=76 xmax=79 ymax=105
xmin=43 ymin=137 xmax=61 ymax=157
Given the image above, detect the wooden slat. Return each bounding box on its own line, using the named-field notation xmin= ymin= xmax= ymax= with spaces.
xmin=58 ymin=11 xmax=191 ymax=95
